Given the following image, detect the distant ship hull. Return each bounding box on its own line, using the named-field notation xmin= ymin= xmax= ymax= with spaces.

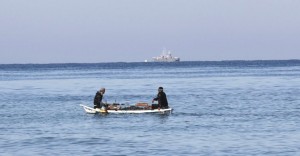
xmin=152 ymin=58 xmax=180 ymax=62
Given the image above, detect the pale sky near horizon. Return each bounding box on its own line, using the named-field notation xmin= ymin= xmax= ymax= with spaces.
xmin=0 ymin=0 xmax=300 ymax=64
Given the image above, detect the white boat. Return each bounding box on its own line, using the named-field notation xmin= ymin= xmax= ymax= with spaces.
xmin=152 ymin=49 xmax=180 ymax=62
xmin=80 ymin=103 xmax=172 ymax=114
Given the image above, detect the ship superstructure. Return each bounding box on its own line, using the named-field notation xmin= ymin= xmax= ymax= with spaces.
xmin=152 ymin=49 xmax=180 ymax=62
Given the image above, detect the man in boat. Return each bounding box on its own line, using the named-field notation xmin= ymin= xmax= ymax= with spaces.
xmin=94 ymin=88 xmax=106 ymax=109
xmin=152 ymin=87 xmax=169 ymax=109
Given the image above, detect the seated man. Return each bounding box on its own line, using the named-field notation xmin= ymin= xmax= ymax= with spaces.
xmin=152 ymin=87 xmax=169 ymax=109
xmin=94 ymin=88 xmax=105 ymax=109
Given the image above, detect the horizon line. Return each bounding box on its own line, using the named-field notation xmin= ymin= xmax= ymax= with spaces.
xmin=1 ymin=59 xmax=300 ymax=65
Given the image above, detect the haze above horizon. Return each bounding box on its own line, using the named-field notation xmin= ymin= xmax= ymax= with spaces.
xmin=1 ymin=0 xmax=300 ymax=64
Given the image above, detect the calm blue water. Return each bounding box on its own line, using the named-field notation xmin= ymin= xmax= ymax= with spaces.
xmin=1 ymin=60 xmax=300 ymax=155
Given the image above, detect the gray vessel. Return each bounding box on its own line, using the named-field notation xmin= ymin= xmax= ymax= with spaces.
xmin=151 ymin=49 xmax=180 ymax=62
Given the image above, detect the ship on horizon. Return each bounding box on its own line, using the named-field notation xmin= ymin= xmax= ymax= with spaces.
xmin=146 ymin=49 xmax=180 ymax=62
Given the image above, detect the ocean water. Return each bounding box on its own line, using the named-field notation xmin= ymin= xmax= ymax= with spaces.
xmin=1 ymin=60 xmax=300 ymax=155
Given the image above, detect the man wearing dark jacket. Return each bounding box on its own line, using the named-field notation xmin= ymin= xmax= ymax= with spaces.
xmin=152 ymin=87 xmax=169 ymax=109
xmin=94 ymin=88 xmax=105 ymax=109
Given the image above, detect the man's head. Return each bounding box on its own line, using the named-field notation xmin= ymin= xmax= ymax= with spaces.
xmin=100 ymin=88 xmax=106 ymax=94
xmin=158 ymin=87 xmax=163 ymax=92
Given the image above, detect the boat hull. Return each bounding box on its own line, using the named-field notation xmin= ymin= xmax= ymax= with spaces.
xmin=80 ymin=104 xmax=172 ymax=114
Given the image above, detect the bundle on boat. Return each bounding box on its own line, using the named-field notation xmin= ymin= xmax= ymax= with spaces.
xmin=107 ymin=102 xmax=157 ymax=110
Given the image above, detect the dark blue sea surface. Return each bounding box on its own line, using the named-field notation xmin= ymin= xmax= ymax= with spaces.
xmin=1 ymin=60 xmax=300 ymax=155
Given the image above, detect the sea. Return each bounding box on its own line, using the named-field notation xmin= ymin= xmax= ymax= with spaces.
xmin=1 ymin=60 xmax=300 ymax=156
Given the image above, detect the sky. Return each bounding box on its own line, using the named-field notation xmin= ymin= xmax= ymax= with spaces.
xmin=0 ymin=0 xmax=300 ymax=64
